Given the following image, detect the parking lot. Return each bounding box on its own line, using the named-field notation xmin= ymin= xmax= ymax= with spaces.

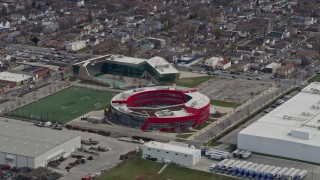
xmin=198 ymin=77 xmax=270 ymax=104
xmin=58 ymin=129 xmax=139 ymax=180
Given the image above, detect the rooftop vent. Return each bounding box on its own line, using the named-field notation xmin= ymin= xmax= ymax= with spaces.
xmin=291 ymin=129 xmax=313 ymax=139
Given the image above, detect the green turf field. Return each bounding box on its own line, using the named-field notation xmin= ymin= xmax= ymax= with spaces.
xmin=9 ymin=87 xmax=115 ymax=123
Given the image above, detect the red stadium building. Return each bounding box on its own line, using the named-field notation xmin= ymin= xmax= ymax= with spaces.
xmin=111 ymin=86 xmax=212 ymax=131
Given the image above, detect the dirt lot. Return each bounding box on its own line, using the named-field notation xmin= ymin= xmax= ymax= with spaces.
xmin=197 ymin=77 xmax=270 ymax=104
xmin=179 ymin=71 xmax=208 ymax=78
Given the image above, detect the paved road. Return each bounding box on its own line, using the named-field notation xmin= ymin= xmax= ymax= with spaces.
xmin=187 ymin=86 xmax=290 ymax=146
xmin=69 ymin=121 xmax=176 ymax=143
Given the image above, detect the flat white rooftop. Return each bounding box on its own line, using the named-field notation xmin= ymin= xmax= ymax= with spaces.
xmin=0 ymin=71 xmax=32 ymax=83
xmin=185 ymin=91 xmax=210 ymax=109
xmin=147 ymin=56 xmax=179 ymax=75
xmin=144 ymin=141 xmax=200 ymax=155
xmin=239 ymin=82 xmax=320 ymax=146
xmin=0 ymin=119 xmax=80 ymax=157
xmin=108 ymin=55 xmax=146 ymax=65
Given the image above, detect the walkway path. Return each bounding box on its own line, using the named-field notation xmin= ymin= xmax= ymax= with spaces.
xmin=157 ymin=164 xmax=168 ymax=174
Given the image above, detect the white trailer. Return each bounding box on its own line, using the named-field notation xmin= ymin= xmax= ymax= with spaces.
xmin=221 ymin=159 xmax=235 ymax=173
xmin=249 ymin=164 xmax=265 ymax=179
xmin=288 ymin=169 xmax=301 ymax=180
xmin=239 ymin=162 xmax=253 ymax=176
xmin=282 ymin=168 xmax=296 ymax=179
xmin=267 ymin=166 xmax=282 ymax=180
xmin=227 ymin=160 xmax=242 ymax=174
xmin=232 ymin=161 xmax=247 ymax=176
xmin=210 ymin=153 xmax=224 ymax=160
xmin=261 ymin=166 xmax=275 ymax=179
xmin=256 ymin=165 xmax=270 ymax=179
xmin=207 ymin=149 xmax=229 ymax=157
xmin=295 ymin=170 xmax=307 ymax=180
xmin=215 ymin=159 xmax=230 ymax=172
xmin=205 ymin=150 xmax=229 ymax=159
xmin=276 ymin=167 xmax=289 ymax=179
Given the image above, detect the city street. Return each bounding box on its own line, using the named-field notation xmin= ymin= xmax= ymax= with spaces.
xmin=187 ymin=85 xmax=290 ymax=146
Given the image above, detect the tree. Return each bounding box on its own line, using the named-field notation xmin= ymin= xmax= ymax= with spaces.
xmin=214 ymin=28 xmax=222 ymax=40
xmin=32 ymin=0 xmax=36 ymax=9
xmin=31 ymin=36 xmax=40 ymax=45
xmin=1 ymin=6 xmax=7 ymax=17
xmin=37 ymin=3 xmax=41 ymax=10
xmin=256 ymin=0 xmax=260 ymax=7
xmin=229 ymin=42 xmax=237 ymax=53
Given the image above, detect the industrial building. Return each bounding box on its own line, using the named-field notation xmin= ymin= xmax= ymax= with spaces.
xmin=111 ymin=86 xmax=212 ymax=131
xmin=73 ymin=54 xmax=180 ymax=86
xmin=142 ymin=141 xmax=201 ymax=166
xmin=0 ymin=120 xmax=81 ymax=169
xmin=238 ymin=82 xmax=320 ymax=164
xmin=0 ymin=71 xmax=33 ymax=87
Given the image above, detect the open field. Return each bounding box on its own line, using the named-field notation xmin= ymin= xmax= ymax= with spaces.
xmin=9 ymin=87 xmax=115 ymax=123
xmin=99 ymin=153 xmax=237 ymax=180
xmin=176 ymin=76 xmax=212 ymax=88
xmin=211 ymin=99 xmax=241 ymax=108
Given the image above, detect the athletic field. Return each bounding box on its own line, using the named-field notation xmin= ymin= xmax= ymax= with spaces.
xmin=9 ymin=87 xmax=115 ymax=123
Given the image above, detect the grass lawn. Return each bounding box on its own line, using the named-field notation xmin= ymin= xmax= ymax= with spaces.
xmin=205 ymin=140 xmax=222 ymax=147
xmin=195 ymin=122 xmax=210 ymax=130
xmin=78 ymin=47 xmax=89 ymax=53
xmin=9 ymin=87 xmax=115 ymax=123
xmin=211 ymin=99 xmax=240 ymax=108
xmin=176 ymin=76 xmax=211 ymax=88
xmin=99 ymin=153 xmax=237 ymax=180
xmin=176 ymin=133 xmax=193 ymax=139
xmin=225 ymin=145 xmax=237 ymax=152
xmin=309 ymin=74 xmax=320 ymax=82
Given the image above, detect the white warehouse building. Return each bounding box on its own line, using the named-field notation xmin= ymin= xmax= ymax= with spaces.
xmin=0 ymin=120 xmax=81 ymax=169
xmin=238 ymin=82 xmax=320 ymax=164
xmin=142 ymin=141 xmax=201 ymax=167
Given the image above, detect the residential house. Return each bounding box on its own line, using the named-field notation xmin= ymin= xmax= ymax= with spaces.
xmin=159 ymin=51 xmax=181 ymax=64
xmin=267 ymin=31 xmax=286 ymax=40
xmin=276 ymin=63 xmax=295 ymax=78
xmin=217 ymin=60 xmax=231 ymax=70
xmin=237 ymin=46 xmax=256 ymax=56
xmin=205 ymin=57 xmax=223 ymax=69
xmin=291 ymin=16 xmax=316 ymax=26
xmin=9 ymin=14 xmax=26 ymax=24
xmin=229 ymin=53 xmax=243 ymax=64
xmin=0 ymin=83 xmax=10 ymax=93
xmin=77 ymin=0 xmax=85 ymax=7
xmin=264 ymin=62 xmax=281 ymax=74
xmin=88 ymin=37 xmax=100 ymax=47
xmin=177 ymin=56 xmax=197 ymax=65
xmin=42 ymin=21 xmax=59 ymax=31
xmin=272 ymin=27 xmax=290 ymax=38
xmin=282 ymin=58 xmax=302 ymax=67
xmin=4 ymin=31 xmax=20 ymax=43
xmin=247 ymin=38 xmax=266 ymax=50
xmin=66 ymin=40 xmax=86 ymax=51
